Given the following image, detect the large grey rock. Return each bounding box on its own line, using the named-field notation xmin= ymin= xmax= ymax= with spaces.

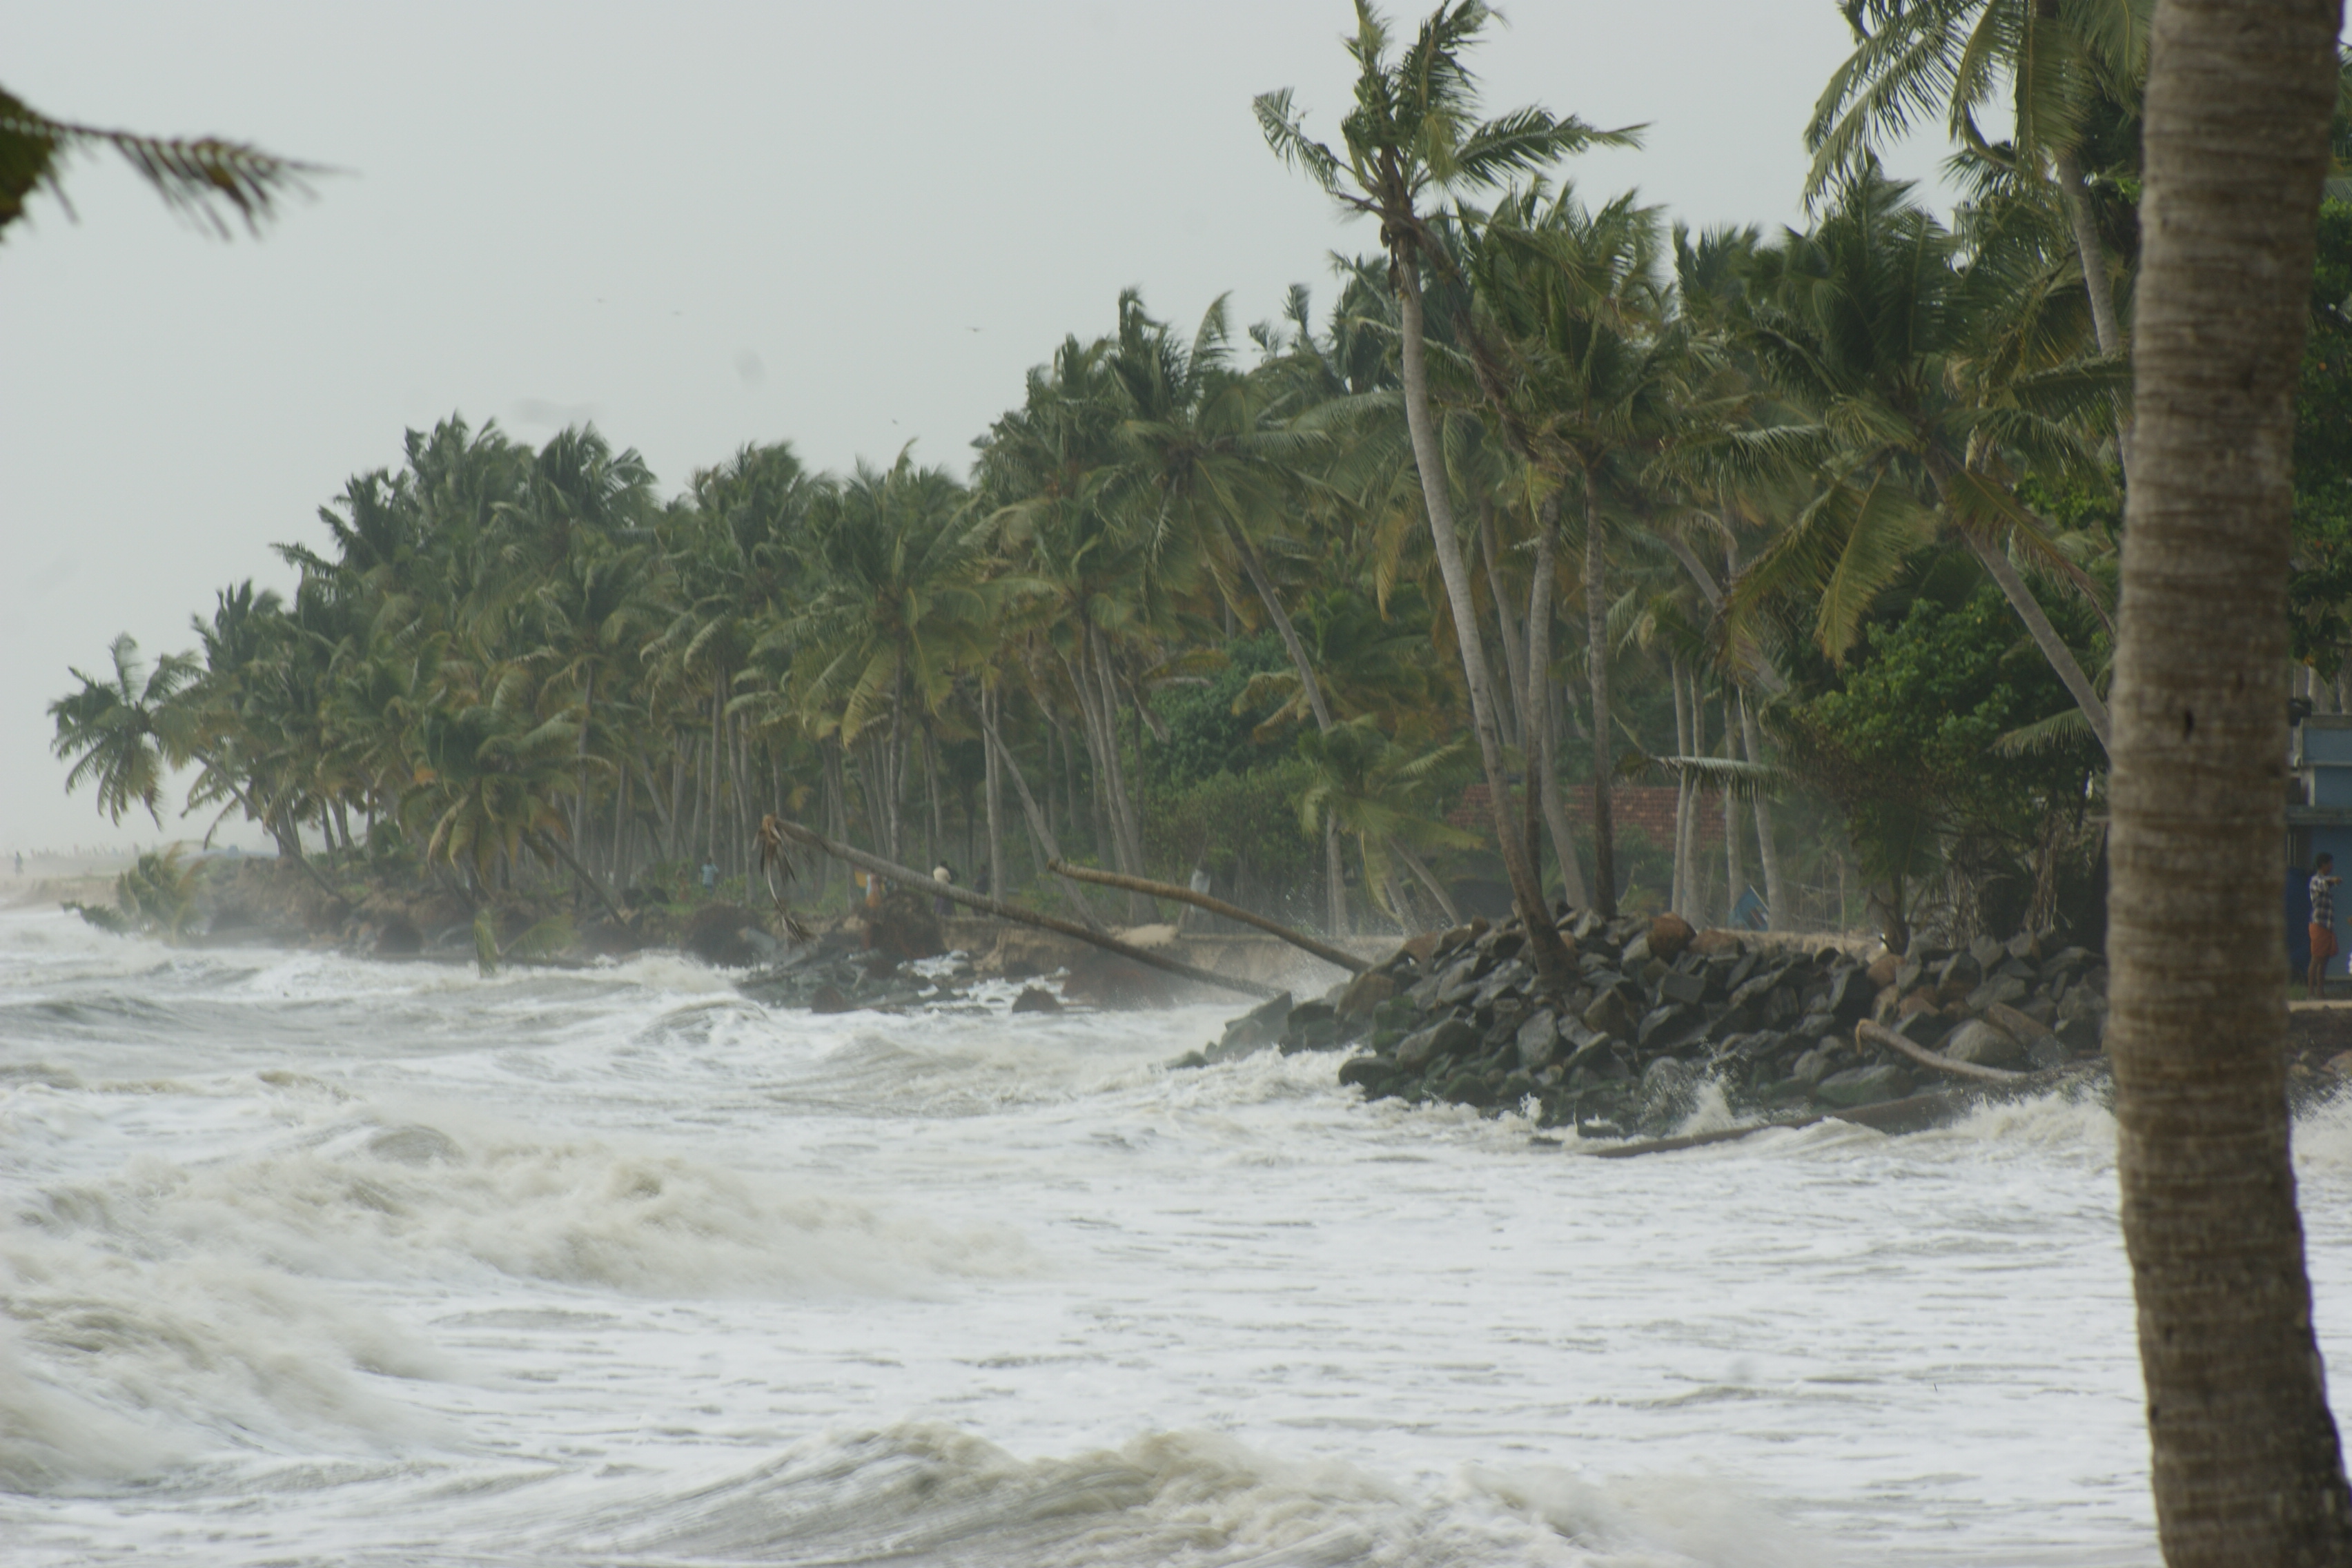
xmin=1658 ymin=968 xmax=1708 ymax=1006
xmin=1395 ymin=1017 xmax=1479 ymax=1072
xmin=1636 ymin=1003 xmax=1703 ymax=1052
xmin=1474 ymin=959 xmax=1533 ymax=1009
xmin=1943 ymin=1018 xmax=2027 ymax=1070
xmin=1963 ymin=974 xmax=2030 ymax=1013
xmin=1217 ymin=991 xmax=1293 ymax=1055
xmin=1516 ymin=1010 xmax=1560 ymax=1072
xmin=1792 ymin=1044 xmax=1839 ymax=1085
xmin=1968 ymin=934 xmax=2007 ymax=969
xmin=1584 ymin=988 xmax=1640 ymax=1039
xmin=1816 ymin=1063 xmax=1912 ymax=1107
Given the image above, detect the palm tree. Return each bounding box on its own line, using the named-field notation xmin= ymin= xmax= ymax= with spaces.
xmin=1295 ymin=716 xmax=1478 ymax=928
xmin=2106 ymin=1 xmax=2352 ymax=1558
xmin=1458 ymin=183 xmax=1701 ymax=918
xmin=48 ymin=634 xmax=196 ymax=826
xmin=1257 ymin=0 xmax=1637 ymax=978
xmin=1805 ymin=0 xmax=2148 ymax=359
xmin=1734 ymin=168 xmax=2121 ymax=754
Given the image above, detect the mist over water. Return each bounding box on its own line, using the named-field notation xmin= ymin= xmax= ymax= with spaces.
xmin=5 ymin=908 xmax=2351 ymax=1565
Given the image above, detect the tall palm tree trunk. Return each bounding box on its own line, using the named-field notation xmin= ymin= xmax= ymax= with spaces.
xmin=1739 ymin=694 xmax=1788 ymax=930
xmin=1966 ymin=533 xmax=2115 ymax=754
xmin=1525 ymin=508 xmax=1591 ymax=909
xmin=1478 ymin=502 xmax=1529 ymax=750
xmin=1672 ymin=659 xmax=1694 ymax=915
xmin=1225 ymin=521 xmax=1351 ymax=932
xmin=1396 ymin=255 xmax=1574 ymax=980
xmin=2112 ymin=3 xmax=2352 ymax=1561
xmin=981 ymin=688 xmax=1006 ymax=902
xmin=1721 ymin=689 xmax=1743 ymax=925
xmin=1580 ymin=484 xmax=1622 ymax=920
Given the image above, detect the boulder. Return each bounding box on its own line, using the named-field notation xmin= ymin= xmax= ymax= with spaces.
xmin=1010 ymin=986 xmax=1061 ymax=1015
xmin=1396 ymin=1017 xmax=1479 ymax=1072
xmin=1963 ymin=974 xmax=2031 ymax=1013
xmin=1218 ymin=990 xmax=1294 ymax=1053
xmin=1690 ymin=927 xmax=1745 ymax=957
xmin=1648 ymin=912 xmax=1696 ymax=962
xmin=1337 ymin=970 xmax=1397 ymax=1021
xmin=1583 ymin=987 xmax=1640 ymax=1039
xmin=1337 ymin=1055 xmax=1399 ymax=1092
xmin=1636 ymin=1003 xmax=1704 ymax=1053
xmin=1943 ymin=1018 xmax=2027 ymax=1070
xmin=1516 ymin=1010 xmax=1560 ymax=1072
xmin=1816 ymin=1064 xmax=1913 ymax=1107
xmin=1866 ymin=952 xmax=1901 ymax=990
xmin=1658 ymin=968 xmax=1708 ymax=1006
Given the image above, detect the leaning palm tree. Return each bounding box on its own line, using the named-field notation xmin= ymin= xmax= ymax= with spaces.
xmin=1256 ymin=0 xmax=1637 ymax=980
xmin=48 ymin=634 xmax=197 ymax=826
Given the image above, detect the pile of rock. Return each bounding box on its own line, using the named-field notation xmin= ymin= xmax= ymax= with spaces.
xmin=1181 ymin=910 xmax=2108 ymax=1137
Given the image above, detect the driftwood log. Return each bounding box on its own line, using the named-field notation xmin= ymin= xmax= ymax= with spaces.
xmin=764 ymin=818 xmax=1278 ymax=1001
xmin=1856 ymin=1018 xmax=2030 ymax=1084
xmin=1590 ymin=1088 xmax=1979 ymax=1159
xmin=1047 ymin=859 xmax=1370 ymax=975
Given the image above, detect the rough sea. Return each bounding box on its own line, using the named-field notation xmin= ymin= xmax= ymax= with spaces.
xmin=6 ymin=907 xmax=2350 ymax=1565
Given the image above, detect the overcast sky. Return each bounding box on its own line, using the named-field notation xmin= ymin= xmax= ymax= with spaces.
xmin=1 ymin=1 xmax=1956 ymax=855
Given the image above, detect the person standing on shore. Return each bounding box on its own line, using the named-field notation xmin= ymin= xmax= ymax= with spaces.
xmin=2309 ymin=852 xmax=2340 ymax=998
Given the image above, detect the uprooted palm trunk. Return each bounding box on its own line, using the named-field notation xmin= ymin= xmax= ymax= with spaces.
xmin=1049 ymin=859 xmax=1367 ymax=974
xmin=767 ymin=818 xmax=1275 ymax=1002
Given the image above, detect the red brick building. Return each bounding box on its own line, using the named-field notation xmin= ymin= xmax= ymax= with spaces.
xmin=1449 ymin=783 xmax=1725 ymax=848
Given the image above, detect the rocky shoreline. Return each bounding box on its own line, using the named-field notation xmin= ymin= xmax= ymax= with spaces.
xmin=1179 ymin=907 xmax=2119 ymax=1137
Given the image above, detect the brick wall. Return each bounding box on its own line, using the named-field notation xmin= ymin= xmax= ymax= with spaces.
xmin=1449 ymin=783 xmax=1725 ymax=848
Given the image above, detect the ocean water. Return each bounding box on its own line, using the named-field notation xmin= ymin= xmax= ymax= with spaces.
xmin=3 ymin=908 xmax=2349 ymax=1566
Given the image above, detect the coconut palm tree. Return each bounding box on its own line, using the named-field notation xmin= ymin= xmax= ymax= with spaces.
xmin=2106 ymin=1 xmax=2352 ymax=1558
xmin=1257 ymin=0 xmax=1638 ymax=978
xmin=1805 ymin=0 xmax=2149 ymax=359
xmin=1733 ymin=166 xmax=2122 ymax=754
xmin=48 ymin=634 xmax=197 ymax=827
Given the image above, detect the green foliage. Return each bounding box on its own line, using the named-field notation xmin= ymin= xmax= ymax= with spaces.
xmin=1776 ymin=571 xmax=2100 ymax=930
xmin=1150 ymin=633 xmax=1288 ymax=788
xmin=68 ymin=847 xmax=199 ymax=941
xmin=1139 ymin=761 xmax=1320 ymax=913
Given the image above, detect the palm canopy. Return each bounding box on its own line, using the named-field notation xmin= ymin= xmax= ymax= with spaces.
xmin=1807 ymin=0 xmax=2151 ymax=198
xmin=1732 ymin=166 xmax=2121 ymax=746
xmin=1254 ymin=0 xmax=1640 ymax=262
xmin=49 ymin=634 xmax=198 ymax=827
xmin=780 ymin=453 xmax=994 ymax=744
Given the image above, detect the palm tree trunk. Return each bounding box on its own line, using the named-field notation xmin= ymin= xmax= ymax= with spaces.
xmin=1226 ymin=522 xmax=1334 ymax=729
xmin=982 ymin=688 xmax=1006 ymax=901
xmin=1722 ymin=689 xmax=1743 ymax=925
xmin=1478 ymin=500 xmax=1529 ymax=749
xmin=1395 ymin=253 xmax=1573 ymax=981
xmin=979 ymin=705 xmax=1106 ymax=931
xmin=1966 ymin=533 xmax=2115 ymax=754
xmin=1226 ymin=519 xmax=1346 ymax=930
xmin=1393 ymin=841 xmax=1462 ymax=925
xmin=1672 ymin=659 xmax=1694 ymax=915
xmin=2113 ymin=4 xmax=2352 ymax=1560
xmin=1580 ymin=487 xmax=1620 ymax=921
xmin=1525 ymin=511 xmax=1591 ymax=908
xmin=1740 ymin=694 xmax=1788 ymax=931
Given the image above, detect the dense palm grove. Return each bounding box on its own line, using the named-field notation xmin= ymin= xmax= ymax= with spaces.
xmin=45 ymin=3 xmax=2352 ymax=950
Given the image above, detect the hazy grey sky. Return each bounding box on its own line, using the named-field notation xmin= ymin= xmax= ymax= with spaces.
xmin=1 ymin=1 xmax=1952 ymax=854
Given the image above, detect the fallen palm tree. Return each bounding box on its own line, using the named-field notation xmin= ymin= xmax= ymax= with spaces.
xmin=1047 ymin=859 xmax=1370 ymax=976
xmin=760 ymin=816 xmax=1278 ymax=1002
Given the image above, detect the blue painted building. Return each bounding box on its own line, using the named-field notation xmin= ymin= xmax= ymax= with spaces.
xmin=2288 ymin=714 xmax=2352 ymax=975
